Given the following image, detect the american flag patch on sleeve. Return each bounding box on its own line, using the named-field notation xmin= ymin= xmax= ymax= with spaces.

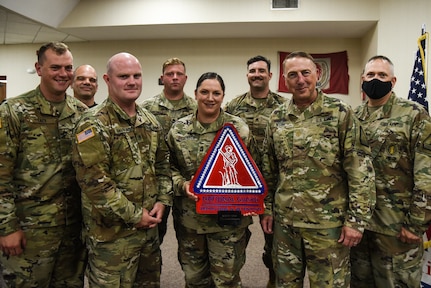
xmin=76 ymin=127 xmax=95 ymax=143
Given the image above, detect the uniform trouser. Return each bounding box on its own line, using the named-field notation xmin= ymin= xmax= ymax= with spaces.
xmin=273 ymin=222 xmax=350 ymax=288
xmin=0 ymin=223 xmax=86 ymax=288
xmin=158 ymin=205 xmax=171 ymax=244
xmin=260 ymin=215 xmax=275 ymax=287
xmin=350 ymin=230 xmax=423 ymax=288
xmin=175 ymin=223 xmax=250 ymax=288
xmin=86 ymin=227 xmax=160 ymax=288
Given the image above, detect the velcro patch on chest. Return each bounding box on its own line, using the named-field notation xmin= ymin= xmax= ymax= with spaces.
xmin=76 ymin=127 xmax=95 ymax=143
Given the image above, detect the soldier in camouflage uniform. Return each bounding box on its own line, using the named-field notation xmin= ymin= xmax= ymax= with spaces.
xmin=72 ymin=52 xmax=172 ymax=288
xmin=260 ymin=51 xmax=375 ymax=288
xmin=72 ymin=64 xmax=99 ymax=108
xmin=167 ymin=72 xmax=253 ymax=288
xmin=0 ymin=42 xmax=88 ymax=287
xmin=351 ymin=55 xmax=431 ymax=288
xmin=224 ymin=55 xmax=286 ymax=288
xmin=141 ymin=57 xmax=196 ymax=244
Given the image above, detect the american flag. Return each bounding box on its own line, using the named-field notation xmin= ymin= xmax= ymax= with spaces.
xmin=408 ymin=33 xmax=428 ymax=111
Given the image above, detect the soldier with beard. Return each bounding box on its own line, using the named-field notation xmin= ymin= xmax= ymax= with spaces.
xmin=224 ymin=55 xmax=286 ymax=288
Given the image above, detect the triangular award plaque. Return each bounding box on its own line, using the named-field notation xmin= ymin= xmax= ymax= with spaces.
xmin=190 ymin=123 xmax=267 ymax=215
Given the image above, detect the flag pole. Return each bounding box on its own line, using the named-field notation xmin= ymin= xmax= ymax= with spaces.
xmin=408 ymin=26 xmax=429 ymax=111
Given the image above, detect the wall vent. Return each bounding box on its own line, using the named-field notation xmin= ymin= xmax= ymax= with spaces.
xmin=272 ymin=0 xmax=299 ymax=9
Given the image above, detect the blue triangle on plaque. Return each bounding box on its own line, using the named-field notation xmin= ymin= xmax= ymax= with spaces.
xmin=190 ymin=123 xmax=267 ymax=214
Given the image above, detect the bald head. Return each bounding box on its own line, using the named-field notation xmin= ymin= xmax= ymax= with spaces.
xmin=72 ymin=64 xmax=98 ymax=107
xmin=106 ymin=53 xmax=141 ymax=75
xmin=103 ymin=52 xmax=143 ymax=112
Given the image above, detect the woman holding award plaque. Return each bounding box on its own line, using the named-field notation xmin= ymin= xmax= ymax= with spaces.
xmin=167 ymin=72 xmax=254 ymax=288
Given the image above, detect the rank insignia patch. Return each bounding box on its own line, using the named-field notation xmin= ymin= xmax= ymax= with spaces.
xmin=191 ymin=123 xmax=267 ymax=215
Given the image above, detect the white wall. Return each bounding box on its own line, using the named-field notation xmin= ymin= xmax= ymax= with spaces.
xmin=376 ymin=0 xmax=431 ymax=99
xmin=60 ymin=0 xmax=379 ymax=27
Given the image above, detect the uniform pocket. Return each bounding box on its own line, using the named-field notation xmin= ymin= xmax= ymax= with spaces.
xmin=307 ymin=127 xmax=338 ymax=167
xmin=392 ymin=245 xmax=423 ymax=272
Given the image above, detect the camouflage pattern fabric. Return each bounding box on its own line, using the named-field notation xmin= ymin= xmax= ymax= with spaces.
xmin=354 ymin=93 xmax=431 ymax=237
xmin=273 ymin=222 xmax=350 ymax=288
xmin=224 ymin=91 xmax=286 ymax=166
xmin=351 ymin=92 xmax=431 ymax=287
xmin=72 ymin=97 xmax=172 ymax=286
xmin=167 ymin=109 xmax=252 ymax=233
xmin=224 ymin=91 xmax=286 ymax=275
xmin=262 ymin=90 xmax=375 ymax=287
xmin=141 ymin=92 xmax=196 ymax=243
xmin=175 ymin=223 xmax=250 ymax=288
xmin=0 ymin=86 xmax=88 ymax=287
xmin=0 ymin=86 xmax=87 ymax=233
xmin=351 ymin=230 xmax=423 ymax=288
xmin=167 ymin=109 xmax=253 ymax=287
xmin=140 ymin=92 xmax=197 ymax=135
xmin=86 ymin=228 xmax=160 ymax=288
xmin=0 ymin=224 xmax=86 ymax=288
xmin=262 ymin=90 xmax=375 ymax=230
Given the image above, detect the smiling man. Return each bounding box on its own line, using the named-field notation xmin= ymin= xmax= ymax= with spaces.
xmin=260 ymin=51 xmax=375 ymax=288
xmin=0 ymin=41 xmax=88 ymax=287
xmin=72 ymin=52 xmax=172 ymax=287
xmin=224 ymin=55 xmax=286 ymax=288
xmin=72 ymin=64 xmax=98 ymax=108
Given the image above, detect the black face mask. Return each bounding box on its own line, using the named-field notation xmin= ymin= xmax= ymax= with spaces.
xmin=361 ymin=78 xmax=392 ymax=99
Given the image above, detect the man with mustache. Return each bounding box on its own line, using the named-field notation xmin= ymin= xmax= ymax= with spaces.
xmin=224 ymin=55 xmax=286 ymax=288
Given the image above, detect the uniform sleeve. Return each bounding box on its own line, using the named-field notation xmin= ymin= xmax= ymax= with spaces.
xmin=340 ymin=109 xmax=376 ymax=232
xmin=261 ymin=121 xmax=279 ymax=216
xmin=166 ymin=128 xmax=188 ymax=197
xmin=223 ymin=100 xmax=232 ymax=113
xmin=0 ymin=104 xmax=21 ymax=235
xmin=406 ymin=116 xmax=431 ymax=235
xmin=72 ymin=119 xmax=143 ymax=225
xmin=154 ymin=130 xmax=173 ymax=206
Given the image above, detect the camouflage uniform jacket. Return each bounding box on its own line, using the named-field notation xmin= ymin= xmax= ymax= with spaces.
xmin=167 ymin=109 xmax=253 ymax=234
xmin=0 ymin=86 xmax=88 ymax=236
xmin=224 ymin=91 xmax=286 ymax=168
xmin=262 ymin=90 xmax=375 ymax=232
xmin=355 ymin=92 xmax=431 ymax=236
xmin=140 ymin=92 xmax=197 ymax=135
xmin=72 ymin=98 xmax=172 ymax=242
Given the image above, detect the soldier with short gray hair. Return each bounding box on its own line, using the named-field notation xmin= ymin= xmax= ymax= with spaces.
xmin=351 ymin=55 xmax=431 ymax=288
xmin=260 ymin=51 xmax=376 ymax=288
